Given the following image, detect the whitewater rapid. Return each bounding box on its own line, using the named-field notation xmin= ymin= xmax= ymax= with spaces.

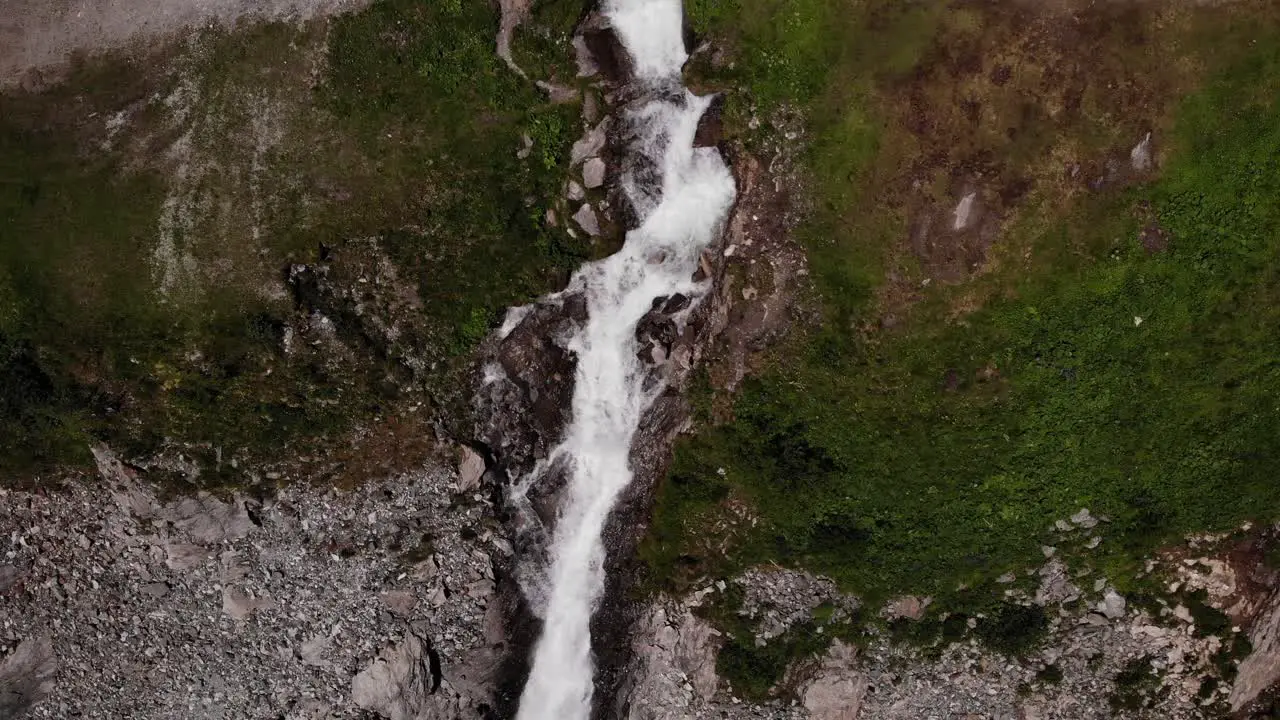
xmin=512 ymin=0 xmax=736 ymax=717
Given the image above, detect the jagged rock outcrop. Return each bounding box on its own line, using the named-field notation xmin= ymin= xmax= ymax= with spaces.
xmin=1233 ymin=588 xmax=1280 ymax=710
xmin=617 ymin=602 xmax=722 ymax=720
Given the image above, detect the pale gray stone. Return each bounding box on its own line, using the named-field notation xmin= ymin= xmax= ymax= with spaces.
xmin=582 ymin=157 xmax=606 ymax=189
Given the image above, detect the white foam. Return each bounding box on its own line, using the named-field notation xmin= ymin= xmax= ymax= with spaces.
xmin=513 ymin=2 xmax=736 ymax=715
xmin=603 ymin=0 xmax=688 ymax=82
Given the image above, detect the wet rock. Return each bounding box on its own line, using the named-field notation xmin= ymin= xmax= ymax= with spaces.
xmin=573 ymin=34 xmax=600 ymax=78
xmin=635 ymin=312 xmax=677 ymax=349
xmin=0 ymin=635 xmax=56 ymax=718
xmin=577 ymin=15 xmax=632 ymax=83
xmin=479 ymin=297 xmax=584 ymax=475
xmin=351 ymin=633 xmax=440 ymax=720
xmin=583 ymin=157 xmax=607 ymax=189
xmin=693 ymin=95 xmax=724 ymax=148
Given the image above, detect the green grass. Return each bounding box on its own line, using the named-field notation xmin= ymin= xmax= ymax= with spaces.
xmin=644 ymin=1 xmax=1280 ymax=612
xmin=0 ymin=0 xmax=588 ymax=481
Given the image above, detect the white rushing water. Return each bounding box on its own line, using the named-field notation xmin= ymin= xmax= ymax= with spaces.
xmin=513 ymin=1 xmax=736 ymax=717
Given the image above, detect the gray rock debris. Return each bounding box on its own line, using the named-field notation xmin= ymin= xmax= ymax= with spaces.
xmin=1034 ymin=559 xmax=1080 ymax=606
xmin=222 ymin=585 xmax=276 ymax=620
xmin=0 ymin=635 xmax=56 ymax=719
xmin=736 ymin=568 xmax=855 ymax=641
xmin=0 ymin=453 xmax=501 ymax=718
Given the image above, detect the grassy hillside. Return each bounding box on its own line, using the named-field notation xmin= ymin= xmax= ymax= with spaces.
xmin=0 ymin=0 xmax=585 ymax=483
xmin=648 ymin=0 xmax=1280 ymax=608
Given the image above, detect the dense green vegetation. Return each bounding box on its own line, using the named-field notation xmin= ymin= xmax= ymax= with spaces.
xmin=647 ymin=0 xmax=1280 ymax=613
xmin=0 ymin=0 xmax=585 ymax=481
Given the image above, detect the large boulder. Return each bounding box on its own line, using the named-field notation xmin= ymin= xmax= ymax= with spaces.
xmin=0 ymin=635 xmax=56 ymax=719
xmin=351 ymin=632 xmax=441 ymax=720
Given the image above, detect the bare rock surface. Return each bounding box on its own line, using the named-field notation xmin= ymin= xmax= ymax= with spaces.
xmin=0 ymin=448 xmax=504 ymax=719
xmin=1233 ymin=586 xmax=1280 ymax=709
xmin=1 ymin=0 xmax=370 ymax=89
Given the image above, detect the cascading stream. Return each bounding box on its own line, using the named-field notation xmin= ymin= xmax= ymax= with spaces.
xmin=510 ymin=1 xmax=736 ymax=717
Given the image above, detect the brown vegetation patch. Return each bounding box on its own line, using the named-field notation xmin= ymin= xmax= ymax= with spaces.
xmin=867 ymin=0 xmax=1200 ymax=322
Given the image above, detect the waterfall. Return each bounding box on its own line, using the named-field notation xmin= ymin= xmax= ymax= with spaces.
xmin=511 ymin=1 xmax=736 ymax=717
